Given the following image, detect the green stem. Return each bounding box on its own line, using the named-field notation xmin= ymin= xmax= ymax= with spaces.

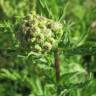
xmin=29 ymin=0 xmax=37 ymax=11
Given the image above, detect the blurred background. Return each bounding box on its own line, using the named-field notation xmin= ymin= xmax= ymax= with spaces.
xmin=0 ymin=0 xmax=96 ymax=96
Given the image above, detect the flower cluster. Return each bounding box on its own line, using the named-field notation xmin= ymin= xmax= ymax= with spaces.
xmin=17 ymin=12 xmax=63 ymax=53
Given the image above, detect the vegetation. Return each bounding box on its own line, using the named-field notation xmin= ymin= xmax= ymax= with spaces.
xmin=0 ymin=0 xmax=96 ymax=96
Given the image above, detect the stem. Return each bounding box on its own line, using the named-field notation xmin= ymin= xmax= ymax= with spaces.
xmin=54 ymin=48 xmax=60 ymax=95
xmin=29 ymin=0 xmax=37 ymax=11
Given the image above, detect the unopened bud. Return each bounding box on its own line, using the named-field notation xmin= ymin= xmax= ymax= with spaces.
xmin=51 ymin=22 xmax=62 ymax=32
xmin=34 ymin=44 xmax=42 ymax=52
xmin=43 ymin=42 xmax=52 ymax=51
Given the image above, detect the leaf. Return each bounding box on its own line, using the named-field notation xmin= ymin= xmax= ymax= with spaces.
xmin=63 ymin=43 xmax=96 ymax=56
xmin=0 ymin=69 xmax=20 ymax=80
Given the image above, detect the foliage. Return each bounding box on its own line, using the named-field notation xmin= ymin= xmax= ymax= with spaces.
xmin=0 ymin=0 xmax=96 ymax=96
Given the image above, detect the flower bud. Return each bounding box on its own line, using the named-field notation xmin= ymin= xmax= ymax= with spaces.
xmin=34 ymin=44 xmax=42 ymax=52
xmin=31 ymin=38 xmax=36 ymax=43
xmin=51 ymin=22 xmax=62 ymax=32
xmin=43 ymin=42 xmax=52 ymax=51
xmin=35 ymin=32 xmax=44 ymax=44
xmin=16 ymin=12 xmax=63 ymax=54
xmin=43 ymin=29 xmax=52 ymax=37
